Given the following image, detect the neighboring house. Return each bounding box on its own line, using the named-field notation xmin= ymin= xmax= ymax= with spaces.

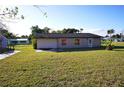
xmin=113 ymin=38 xmax=121 ymax=42
xmin=113 ymin=37 xmax=124 ymax=42
xmin=0 ymin=35 xmax=7 ymax=48
xmin=103 ymin=37 xmax=110 ymax=40
xmin=34 ymin=33 xmax=102 ymax=49
xmin=8 ymin=38 xmax=29 ymax=45
xmin=104 ymin=37 xmax=124 ymax=42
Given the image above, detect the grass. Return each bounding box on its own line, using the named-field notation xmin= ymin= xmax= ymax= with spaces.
xmin=0 ymin=43 xmax=124 ymax=86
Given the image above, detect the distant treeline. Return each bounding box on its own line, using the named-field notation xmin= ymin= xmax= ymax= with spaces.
xmin=31 ymin=25 xmax=83 ymax=35
xmin=105 ymin=33 xmax=123 ymax=38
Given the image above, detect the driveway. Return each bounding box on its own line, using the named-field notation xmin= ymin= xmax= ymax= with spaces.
xmin=0 ymin=51 xmax=20 ymax=60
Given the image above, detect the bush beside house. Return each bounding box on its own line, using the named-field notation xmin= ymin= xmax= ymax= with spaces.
xmin=32 ymin=39 xmax=37 ymax=49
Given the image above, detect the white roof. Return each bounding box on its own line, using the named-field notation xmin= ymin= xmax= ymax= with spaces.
xmin=9 ymin=38 xmax=29 ymax=41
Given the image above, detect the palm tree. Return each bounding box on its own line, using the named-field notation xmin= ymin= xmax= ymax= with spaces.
xmin=107 ymin=29 xmax=115 ymax=38
xmin=80 ymin=28 xmax=83 ymax=33
xmin=106 ymin=29 xmax=115 ymax=50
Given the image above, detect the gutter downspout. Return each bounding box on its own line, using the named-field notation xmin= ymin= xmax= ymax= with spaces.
xmin=57 ymin=38 xmax=59 ymax=50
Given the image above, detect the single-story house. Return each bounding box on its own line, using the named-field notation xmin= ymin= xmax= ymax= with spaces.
xmin=113 ymin=37 xmax=124 ymax=42
xmin=8 ymin=38 xmax=29 ymax=45
xmin=34 ymin=33 xmax=102 ymax=49
xmin=0 ymin=35 xmax=7 ymax=48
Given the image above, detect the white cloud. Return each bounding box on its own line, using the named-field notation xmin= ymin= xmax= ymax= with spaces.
xmin=3 ymin=16 xmax=32 ymax=36
xmin=83 ymin=28 xmax=107 ymax=36
xmin=4 ymin=21 xmax=124 ymax=37
xmin=48 ymin=28 xmax=108 ymax=36
xmin=7 ymin=22 xmax=31 ymax=36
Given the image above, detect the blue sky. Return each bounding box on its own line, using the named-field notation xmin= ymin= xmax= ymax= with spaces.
xmin=5 ymin=5 xmax=124 ymax=36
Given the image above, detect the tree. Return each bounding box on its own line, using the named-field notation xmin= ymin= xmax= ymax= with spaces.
xmin=51 ymin=30 xmax=63 ymax=33
xmin=31 ymin=25 xmax=50 ymax=37
xmin=20 ymin=35 xmax=28 ymax=38
xmin=43 ymin=27 xmax=50 ymax=33
xmin=51 ymin=30 xmax=57 ymax=33
xmin=106 ymin=29 xmax=115 ymax=50
xmin=0 ymin=7 xmax=24 ymax=21
xmin=80 ymin=28 xmax=83 ymax=33
xmin=51 ymin=28 xmax=83 ymax=34
xmin=56 ymin=30 xmax=63 ymax=33
xmin=112 ymin=34 xmax=121 ymax=38
xmin=31 ymin=25 xmax=42 ymax=36
xmin=0 ymin=28 xmax=16 ymax=39
xmin=0 ymin=6 xmax=24 ymax=39
xmin=107 ymin=29 xmax=115 ymax=43
xmin=62 ymin=28 xmax=80 ymax=33
xmin=107 ymin=29 xmax=115 ymax=38
xmin=28 ymin=34 xmax=33 ymax=43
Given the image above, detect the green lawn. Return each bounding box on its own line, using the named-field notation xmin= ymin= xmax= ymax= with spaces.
xmin=0 ymin=43 xmax=124 ymax=87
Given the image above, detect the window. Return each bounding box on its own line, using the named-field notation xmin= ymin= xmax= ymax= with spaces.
xmin=20 ymin=41 xmax=26 ymax=43
xmin=61 ymin=39 xmax=66 ymax=45
xmin=11 ymin=41 xmax=18 ymax=44
xmin=75 ymin=39 xmax=80 ymax=45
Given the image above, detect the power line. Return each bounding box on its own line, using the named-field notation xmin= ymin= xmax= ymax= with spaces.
xmin=33 ymin=5 xmax=47 ymax=18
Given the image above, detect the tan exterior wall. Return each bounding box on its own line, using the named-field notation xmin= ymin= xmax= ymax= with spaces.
xmin=92 ymin=38 xmax=101 ymax=47
xmin=37 ymin=39 xmax=57 ymax=49
xmin=58 ymin=38 xmax=88 ymax=48
xmin=37 ymin=38 xmax=101 ymax=49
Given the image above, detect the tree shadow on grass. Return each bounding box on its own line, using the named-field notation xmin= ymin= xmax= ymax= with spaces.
xmin=114 ymin=46 xmax=124 ymax=49
xmin=113 ymin=46 xmax=124 ymax=51
xmin=60 ymin=47 xmax=106 ymax=52
xmin=56 ymin=46 xmax=124 ymax=52
xmin=40 ymin=46 xmax=124 ymax=52
xmin=113 ymin=50 xmax=124 ymax=51
xmin=5 ymin=50 xmax=14 ymax=54
xmin=39 ymin=47 xmax=106 ymax=52
xmin=0 ymin=48 xmax=15 ymax=54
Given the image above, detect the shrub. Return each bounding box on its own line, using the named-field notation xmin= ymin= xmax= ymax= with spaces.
xmin=8 ymin=44 xmax=15 ymax=50
xmin=32 ymin=39 xmax=37 ymax=49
